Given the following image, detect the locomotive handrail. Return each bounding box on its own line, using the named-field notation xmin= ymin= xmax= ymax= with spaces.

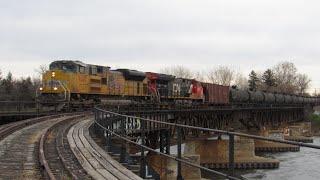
xmin=57 ymin=80 xmax=70 ymax=102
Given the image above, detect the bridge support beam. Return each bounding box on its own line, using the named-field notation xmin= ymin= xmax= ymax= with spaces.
xmin=184 ymin=137 xmax=279 ymax=169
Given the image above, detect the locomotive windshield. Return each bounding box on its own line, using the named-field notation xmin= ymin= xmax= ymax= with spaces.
xmin=49 ymin=61 xmax=78 ymax=73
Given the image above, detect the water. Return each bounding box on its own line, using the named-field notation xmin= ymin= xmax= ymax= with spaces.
xmin=160 ymin=137 xmax=320 ymax=180
xmin=241 ymin=137 xmax=320 ymax=180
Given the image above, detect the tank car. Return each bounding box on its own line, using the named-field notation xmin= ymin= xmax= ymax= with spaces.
xmin=229 ymin=88 xmax=250 ymax=103
xmin=274 ymin=94 xmax=285 ymax=104
xmin=297 ymin=96 xmax=304 ymax=104
xmin=284 ymin=94 xmax=293 ymax=104
xmin=263 ymin=92 xmax=276 ymax=104
xmin=248 ymin=91 xmax=264 ymax=103
xmin=304 ymin=97 xmax=311 ymax=104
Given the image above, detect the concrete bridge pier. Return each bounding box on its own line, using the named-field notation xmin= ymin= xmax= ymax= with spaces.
xmin=284 ymin=122 xmax=313 ymax=143
xmin=183 ymin=136 xmax=279 ymax=169
xmin=146 ymin=153 xmax=201 ymax=180
xmin=253 ymin=128 xmax=300 ymax=152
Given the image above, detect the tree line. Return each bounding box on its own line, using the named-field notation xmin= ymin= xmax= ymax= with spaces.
xmin=0 ymin=69 xmax=41 ymax=101
xmin=161 ymin=61 xmax=314 ymax=96
xmin=247 ymin=62 xmax=311 ymax=95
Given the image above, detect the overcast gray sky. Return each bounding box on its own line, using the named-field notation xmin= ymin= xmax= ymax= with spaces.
xmin=0 ymin=0 xmax=319 ymax=91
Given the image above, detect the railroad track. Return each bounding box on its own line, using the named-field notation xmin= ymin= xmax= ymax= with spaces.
xmin=39 ymin=115 xmax=91 ymax=179
xmin=0 ymin=113 xmax=87 ymax=179
xmin=0 ymin=114 xmax=67 ymax=141
xmin=68 ymin=118 xmax=142 ymax=180
xmin=0 ymin=113 xmax=146 ymax=180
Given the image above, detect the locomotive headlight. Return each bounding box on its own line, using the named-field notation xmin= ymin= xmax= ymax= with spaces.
xmin=51 ymin=72 xmax=56 ymax=77
xmin=53 ymin=87 xmax=58 ymax=91
xmin=39 ymin=87 xmax=43 ymax=91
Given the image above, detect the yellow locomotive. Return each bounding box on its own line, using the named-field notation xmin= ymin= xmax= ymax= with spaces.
xmin=38 ymin=60 xmax=204 ymax=107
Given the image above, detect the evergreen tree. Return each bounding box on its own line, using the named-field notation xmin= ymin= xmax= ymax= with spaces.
xmin=2 ymin=72 xmax=14 ymax=94
xmin=16 ymin=77 xmax=34 ymax=101
xmin=248 ymin=70 xmax=259 ymax=91
xmin=262 ymin=69 xmax=276 ymax=91
xmin=0 ymin=69 xmax=2 ymax=95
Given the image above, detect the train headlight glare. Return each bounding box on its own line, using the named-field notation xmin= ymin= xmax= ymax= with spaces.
xmin=39 ymin=87 xmax=43 ymax=91
xmin=53 ymin=87 xmax=58 ymax=91
xmin=51 ymin=72 xmax=56 ymax=77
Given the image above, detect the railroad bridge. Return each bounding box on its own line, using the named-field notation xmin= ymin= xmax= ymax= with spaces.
xmin=93 ymin=104 xmax=315 ymax=176
xmin=0 ymin=102 xmax=319 ymax=179
xmin=117 ymin=104 xmax=310 ymax=131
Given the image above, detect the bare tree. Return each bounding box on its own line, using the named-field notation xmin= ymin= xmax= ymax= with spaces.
xmin=234 ymin=72 xmax=248 ymax=90
xmin=207 ymin=66 xmax=235 ymax=86
xmin=34 ymin=64 xmax=48 ymax=78
xmin=273 ymin=61 xmax=298 ymax=93
xmin=296 ymin=74 xmax=311 ymax=95
xmin=32 ymin=77 xmax=41 ymax=88
xmin=160 ymin=65 xmax=193 ymax=79
xmin=312 ymin=89 xmax=320 ymax=97
xmin=193 ymin=71 xmax=206 ymax=82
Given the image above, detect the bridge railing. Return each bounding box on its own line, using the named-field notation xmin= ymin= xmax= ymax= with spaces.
xmin=93 ymin=107 xmax=320 ymax=180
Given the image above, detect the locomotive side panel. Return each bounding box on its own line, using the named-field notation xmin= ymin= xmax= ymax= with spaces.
xmin=116 ymin=69 xmax=147 ymax=97
xmin=107 ymin=71 xmax=125 ymax=96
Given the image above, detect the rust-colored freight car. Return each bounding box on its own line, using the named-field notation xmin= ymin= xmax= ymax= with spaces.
xmin=202 ymin=83 xmax=230 ymax=104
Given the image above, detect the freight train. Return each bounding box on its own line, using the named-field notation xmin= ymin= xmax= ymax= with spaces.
xmin=38 ymin=60 xmax=319 ymax=108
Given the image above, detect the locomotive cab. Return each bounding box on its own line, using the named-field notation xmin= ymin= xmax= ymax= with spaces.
xmin=39 ymin=60 xmax=92 ymax=102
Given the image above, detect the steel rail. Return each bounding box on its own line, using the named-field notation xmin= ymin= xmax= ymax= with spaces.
xmin=39 ymin=115 xmax=85 ymax=180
